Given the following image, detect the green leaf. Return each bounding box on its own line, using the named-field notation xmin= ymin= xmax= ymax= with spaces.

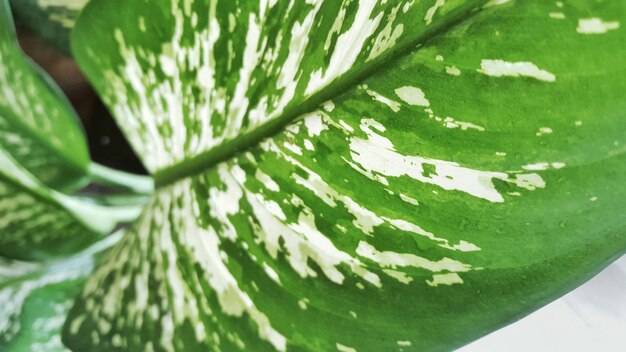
xmin=8 ymin=0 xmax=90 ymax=53
xmin=0 ymin=232 xmax=121 ymax=352
xmin=64 ymin=0 xmax=626 ymax=351
xmin=0 ymin=146 xmax=138 ymax=260
xmin=0 ymin=0 xmax=145 ymax=261
xmin=1 ymin=0 xmax=91 ymax=191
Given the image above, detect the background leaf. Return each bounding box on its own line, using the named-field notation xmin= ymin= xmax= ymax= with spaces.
xmin=8 ymin=0 xmax=90 ymax=53
xmin=64 ymin=0 xmax=626 ymax=351
xmin=1 ymin=0 xmax=91 ymax=191
xmin=0 ymin=147 xmax=137 ymax=260
xmin=0 ymin=232 xmax=121 ymax=351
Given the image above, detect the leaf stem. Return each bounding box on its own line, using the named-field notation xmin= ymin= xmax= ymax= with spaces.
xmin=88 ymin=163 xmax=154 ymax=194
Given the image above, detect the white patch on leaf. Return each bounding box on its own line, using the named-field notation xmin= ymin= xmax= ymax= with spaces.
xmin=479 ymin=59 xmax=556 ymax=82
xmin=577 ymin=18 xmax=620 ymax=34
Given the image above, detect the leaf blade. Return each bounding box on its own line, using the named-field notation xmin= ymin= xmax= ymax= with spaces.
xmin=64 ymin=0 xmax=626 ymax=351
xmin=0 ymin=0 xmax=90 ymax=190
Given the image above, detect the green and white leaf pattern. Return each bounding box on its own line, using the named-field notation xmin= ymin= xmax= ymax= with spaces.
xmin=72 ymin=0 xmax=479 ymax=174
xmin=63 ymin=0 xmax=626 ymax=351
xmin=1 ymin=0 xmax=91 ymax=190
xmin=9 ymin=0 xmax=90 ymax=52
xmin=0 ymin=233 xmax=120 ymax=351
xmin=0 ymin=147 xmax=134 ymax=260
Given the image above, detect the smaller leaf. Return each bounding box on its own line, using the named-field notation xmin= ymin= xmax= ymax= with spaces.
xmin=8 ymin=0 xmax=89 ymax=53
xmin=0 ymin=231 xmax=121 ymax=352
xmin=1 ymin=0 xmax=90 ymax=191
xmin=0 ymin=147 xmax=140 ymax=261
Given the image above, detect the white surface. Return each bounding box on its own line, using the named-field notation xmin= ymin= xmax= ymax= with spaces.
xmin=459 ymin=256 xmax=626 ymax=352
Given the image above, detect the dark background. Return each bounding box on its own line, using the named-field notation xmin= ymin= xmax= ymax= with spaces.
xmin=16 ymin=23 xmax=147 ymax=175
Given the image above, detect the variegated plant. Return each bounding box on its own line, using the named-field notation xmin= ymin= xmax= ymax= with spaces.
xmin=1 ymin=0 xmax=625 ymax=351
xmin=1 ymin=0 xmax=149 ymax=349
xmin=9 ymin=0 xmax=90 ymax=52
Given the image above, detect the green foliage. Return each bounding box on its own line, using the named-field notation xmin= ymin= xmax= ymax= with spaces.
xmin=1 ymin=0 xmax=626 ymax=351
xmin=9 ymin=0 xmax=90 ymax=53
xmin=0 ymin=0 xmax=147 ymax=349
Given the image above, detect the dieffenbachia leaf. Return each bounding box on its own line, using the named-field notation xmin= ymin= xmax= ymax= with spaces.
xmin=0 ymin=232 xmax=121 ymax=351
xmin=8 ymin=0 xmax=90 ymax=53
xmin=1 ymin=0 xmax=90 ymax=190
xmin=0 ymin=147 xmax=138 ymax=260
xmin=64 ymin=0 xmax=626 ymax=351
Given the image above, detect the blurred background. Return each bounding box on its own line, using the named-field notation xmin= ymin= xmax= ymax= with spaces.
xmin=15 ymin=22 xmax=147 ymax=176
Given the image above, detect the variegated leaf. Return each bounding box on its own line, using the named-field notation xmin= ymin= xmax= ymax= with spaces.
xmin=64 ymin=0 xmax=626 ymax=351
xmin=0 ymin=232 xmax=120 ymax=351
xmin=8 ymin=0 xmax=90 ymax=53
xmin=0 ymin=146 xmax=137 ymax=260
xmin=1 ymin=0 xmax=90 ymax=190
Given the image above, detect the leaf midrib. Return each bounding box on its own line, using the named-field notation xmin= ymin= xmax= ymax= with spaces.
xmin=153 ymin=0 xmax=489 ymax=188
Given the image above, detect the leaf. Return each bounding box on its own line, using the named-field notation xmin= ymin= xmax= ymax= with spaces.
xmin=0 ymin=232 xmax=121 ymax=352
xmin=1 ymin=0 xmax=91 ymax=191
xmin=8 ymin=0 xmax=90 ymax=53
xmin=0 ymin=1 xmax=145 ymax=261
xmin=0 ymin=146 xmax=135 ymax=260
xmin=64 ymin=0 xmax=626 ymax=351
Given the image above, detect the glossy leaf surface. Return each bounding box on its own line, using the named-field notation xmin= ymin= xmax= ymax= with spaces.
xmin=64 ymin=0 xmax=626 ymax=351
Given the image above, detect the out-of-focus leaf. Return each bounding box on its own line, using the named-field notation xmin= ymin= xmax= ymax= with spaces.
xmin=0 ymin=232 xmax=121 ymax=352
xmin=1 ymin=0 xmax=90 ymax=191
xmin=0 ymin=146 xmax=139 ymax=260
xmin=8 ymin=0 xmax=89 ymax=53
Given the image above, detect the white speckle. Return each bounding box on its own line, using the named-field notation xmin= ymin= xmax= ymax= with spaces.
xmin=255 ymin=170 xmax=280 ymax=192
xmin=575 ymin=120 xmax=583 ymax=126
xmin=522 ymin=162 xmax=549 ymax=171
xmin=397 ymin=340 xmax=412 ymax=347
xmin=263 ymin=263 xmax=281 ymax=284
xmin=399 ymin=193 xmax=419 ymax=206
xmin=383 ymin=269 xmax=414 ymax=284
xmin=445 ymin=66 xmax=461 ymax=76
xmin=424 ymin=0 xmax=445 ymax=25
xmin=577 ymin=18 xmax=620 ymax=34
xmin=443 ymin=117 xmax=485 ymax=132
xmin=365 ymin=88 xmax=401 ymax=112
xmin=303 ymin=111 xmax=329 ymax=137
xmin=283 ymin=142 xmax=303 ymax=155
xmin=338 ymin=120 xmax=354 ymax=133
xmin=479 ymin=59 xmax=556 ymax=82
xmin=590 ymin=196 xmax=598 ymax=202
xmin=495 ymin=152 xmax=507 ymax=157
xmin=426 ymin=273 xmax=464 ymax=287
xmin=394 ymin=86 xmax=430 ymax=107
xmin=336 ymin=343 xmax=357 ymax=352
xmin=483 ymin=0 xmax=512 ymax=8
xmin=298 ymin=298 xmax=309 ymax=310
xmin=549 ymin=12 xmax=565 ymax=20
xmin=536 ymin=127 xmax=553 ymax=136
xmin=435 ymin=55 xmax=444 ymax=61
